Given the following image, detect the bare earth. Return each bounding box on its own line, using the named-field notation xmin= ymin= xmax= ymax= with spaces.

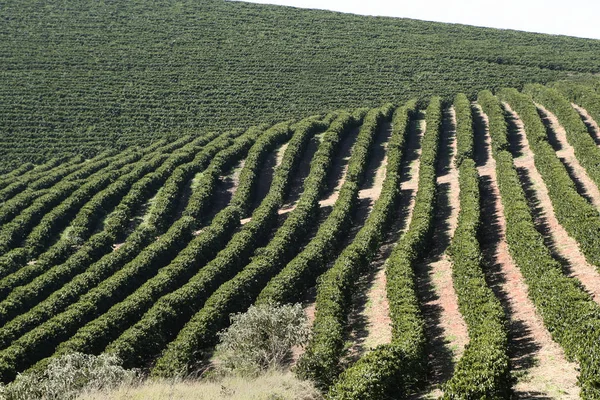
xmin=194 ymin=159 xmax=245 ymax=234
xmin=289 ymin=127 xmax=363 ymax=365
xmin=278 ymin=133 xmax=324 ymax=216
xmin=344 ymin=121 xmax=395 ymax=359
xmin=290 ymin=287 xmax=317 ymax=367
xmin=318 ymin=127 xmax=361 ymax=209
xmin=572 ymin=103 xmax=600 ymax=146
xmin=353 ymin=113 xmax=436 ymax=356
xmin=411 ymin=107 xmax=468 ymax=398
xmin=504 ymin=102 xmax=600 ymax=305
xmin=253 ymin=142 xmax=289 ymax=210
xmin=474 ymin=104 xmax=579 ymax=399
xmin=240 ymin=142 xmax=289 ymax=225
xmin=536 ymin=103 xmax=600 ymax=211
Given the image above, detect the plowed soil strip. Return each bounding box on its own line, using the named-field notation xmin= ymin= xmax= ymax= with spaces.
xmin=344 ymin=121 xmax=395 ymax=360
xmin=414 ymin=107 xmax=468 ymax=395
xmin=354 ymin=115 xmax=429 ymax=355
xmin=318 ymin=127 xmax=361 ymax=209
xmin=289 ymin=127 xmax=363 ymax=366
xmin=194 ymin=160 xmax=245 ymax=235
xmin=572 ymin=103 xmax=600 ymax=146
xmin=240 ymin=142 xmax=289 ymax=225
xmin=474 ymin=104 xmax=579 ymax=399
xmin=536 ymin=103 xmax=600 ymax=211
xmin=278 ymin=133 xmax=323 ymax=216
xmin=504 ymin=103 xmax=600 ymax=305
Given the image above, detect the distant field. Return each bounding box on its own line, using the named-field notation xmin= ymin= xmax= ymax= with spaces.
xmin=1 ymin=80 xmax=600 ymax=398
xmin=2 ymin=0 xmax=600 ymax=168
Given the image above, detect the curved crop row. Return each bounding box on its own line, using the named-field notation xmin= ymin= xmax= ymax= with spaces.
xmin=55 ymin=138 xmax=185 ymax=245
xmin=442 ymin=138 xmax=510 ymax=397
xmin=0 ymin=181 xmax=81 ymax=255
xmin=0 ymin=135 xmax=209 ymax=299
xmin=0 ymin=145 xmax=163 ymax=256
xmin=0 ymin=156 xmax=84 ymax=204
xmin=65 ymin=116 xmax=328 ymax=372
xmin=0 ymin=137 xmax=168 ymax=207
xmin=143 ymin=113 xmax=360 ymax=377
xmin=0 ymin=153 xmax=168 ymax=284
xmin=0 ymin=157 xmax=65 ymax=194
xmin=327 ymin=97 xmax=441 ymax=399
xmin=525 ymin=83 xmax=600 ymax=193
xmin=499 ymin=89 xmax=600 ymax=269
xmin=144 ymin=130 xmax=242 ymax=232
xmin=552 ymin=80 xmax=600 ymax=130
xmin=21 ymin=146 xmax=151 ymax=255
xmin=0 ymin=125 xmax=275 ymax=350
xmin=51 ymin=119 xmax=315 ymax=361
xmin=0 ymin=190 xmax=48 ymax=226
xmin=288 ymin=102 xmax=397 ymax=389
xmin=0 ymin=121 xmax=292 ymax=382
xmin=255 ymin=109 xmax=380 ymax=308
xmin=323 ymin=99 xmax=428 ymax=399
xmin=140 ymin=116 xmax=329 ymax=377
xmin=479 ymin=90 xmax=600 ymax=399
xmin=107 ymin=113 xmax=354 ymax=369
xmin=295 ymin=101 xmax=417 ymax=390
xmin=0 ymin=163 xmax=35 ymax=188
xmin=181 ymin=124 xmax=272 ymax=221
xmin=454 ymin=93 xmax=474 ymax=164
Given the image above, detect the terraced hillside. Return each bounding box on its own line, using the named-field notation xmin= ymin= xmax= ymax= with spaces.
xmin=3 ymin=0 xmax=600 ymax=169
xmin=2 ymin=80 xmax=600 ymax=399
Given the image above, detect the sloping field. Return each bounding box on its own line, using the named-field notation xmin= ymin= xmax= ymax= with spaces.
xmin=3 ymin=0 xmax=600 ymax=169
xmin=2 ymin=81 xmax=600 ymax=399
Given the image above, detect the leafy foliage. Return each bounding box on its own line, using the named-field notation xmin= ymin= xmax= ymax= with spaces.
xmin=2 ymin=0 xmax=600 ymax=168
xmin=325 ymin=100 xmax=426 ymax=399
xmin=479 ymin=91 xmax=600 ymax=399
xmin=296 ymin=101 xmax=418 ymax=390
xmin=4 ymin=79 xmax=600 ymax=397
xmin=499 ymin=88 xmax=600 ymax=268
xmin=0 ymin=353 xmax=136 ymax=400
xmin=215 ymin=304 xmax=310 ymax=376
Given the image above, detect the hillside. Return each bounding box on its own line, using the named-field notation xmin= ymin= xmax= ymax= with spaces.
xmin=2 ymin=80 xmax=600 ymax=398
xmin=2 ymin=0 xmax=600 ymax=168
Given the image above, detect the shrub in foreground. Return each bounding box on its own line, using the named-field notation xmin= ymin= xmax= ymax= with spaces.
xmin=0 ymin=353 xmax=137 ymax=400
xmin=214 ymin=303 xmax=310 ymax=377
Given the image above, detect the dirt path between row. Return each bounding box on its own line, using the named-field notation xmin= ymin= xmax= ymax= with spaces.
xmin=572 ymin=103 xmax=600 ymax=147
xmin=289 ymin=127 xmax=363 ymax=366
xmin=292 ymin=120 xmax=394 ymax=367
xmin=251 ymin=142 xmax=289 ymax=212
xmin=318 ymin=127 xmax=361 ymax=209
xmin=353 ymin=113 xmax=434 ymax=356
xmin=343 ymin=121 xmax=396 ymax=361
xmin=193 ymin=159 xmax=245 ymax=235
xmin=213 ymin=160 xmax=245 ymax=216
xmin=536 ymin=104 xmax=600 ymax=212
xmin=410 ymin=107 xmax=468 ymax=399
xmin=277 ymin=133 xmax=324 ymax=216
xmin=240 ymin=142 xmax=290 ymax=225
xmin=474 ymin=104 xmax=579 ymax=399
xmin=503 ymin=102 xmax=600 ymax=306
